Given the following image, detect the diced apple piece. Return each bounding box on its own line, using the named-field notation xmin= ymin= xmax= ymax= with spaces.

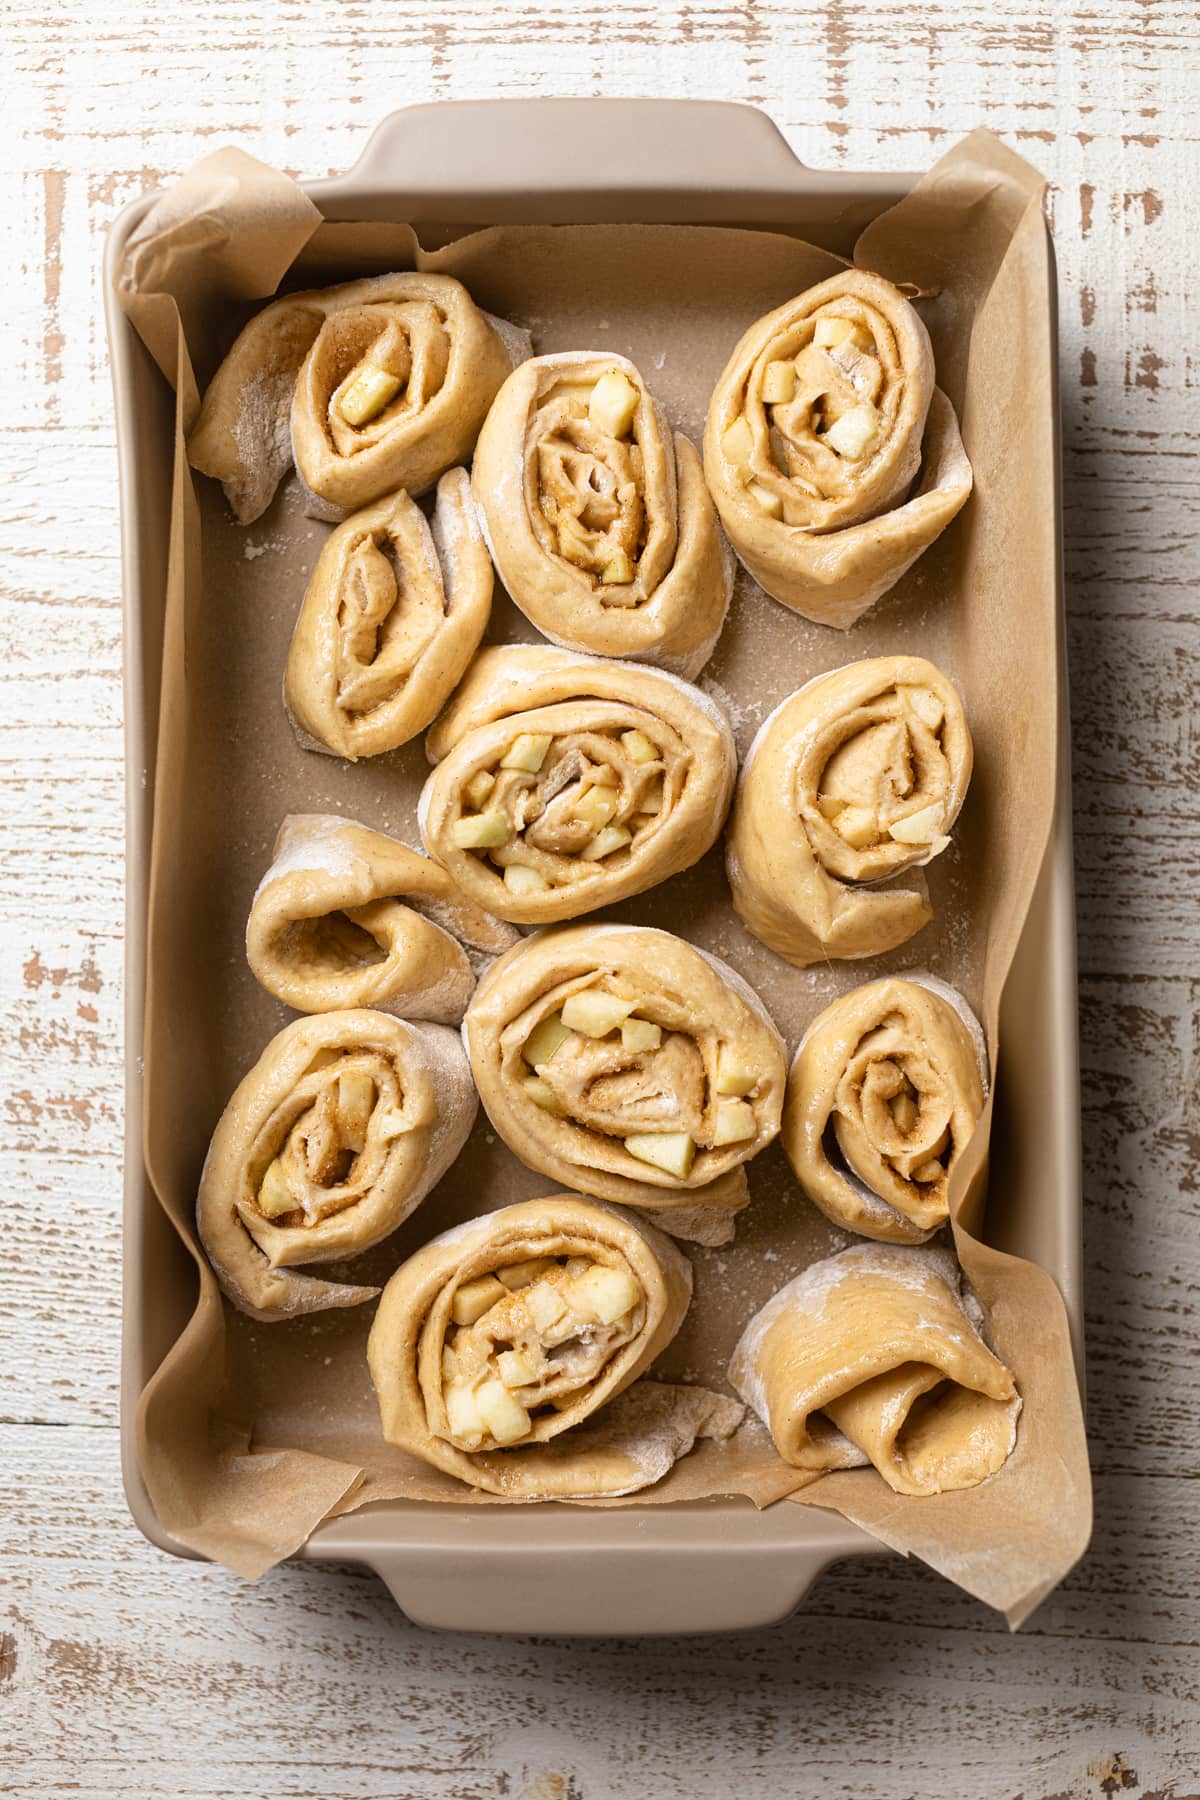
xmin=523 ymin=1076 xmax=566 ymax=1116
xmin=817 ymin=793 xmax=846 ymax=820
xmin=523 ymin=1012 xmax=573 ymax=1068
xmin=375 ymin=1105 xmax=411 ymax=1142
xmin=814 ymin=315 xmax=871 ymax=352
xmin=588 ymin=370 xmax=640 ymax=439
xmin=621 ymin=1016 xmax=662 ymax=1054
xmin=339 ymin=365 xmax=403 ymax=426
xmin=465 ymin=769 xmax=496 ymax=809
xmin=477 ymin=1377 xmax=532 ymax=1445
xmin=833 ymin=804 xmax=879 ymax=849
xmin=337 ymin=1071 xmax=375 ymax=1149
xmin=580 ymin=825 xmax=632 ymax=861
xmin=256 ymin=1157 xmax=295 ymax=1219
xmin=572 ymin=786 xmax=616 ymax=831
xmin=824 ymin=403 xmax=880 ymax=460
xmin=568 ymin=1264 xmax=640 ymax=1326
xmin=556 ymin=519 xmax=591 ymax=567
xmin=526 ymin=1280 xmax=568 ymax=1331
xmin=620 ymin=728 xmax=658 ymax=765
xmin=637 ymin=780 xmax=663 ymax=816
xmin=624 ymin=1131 xmax=696 ymax=1179
xmin=497 ymin=1256 xmax=557 ymax=1291
xmin=496 ymin=1348 xmax=540 ymax=1389
xmin=892 ymin=1091 xmax=919 ymax=1134
xmin=561 ymin=989 xmax=635 ymax=1037
xmin=898 ymin=684 xmax=946 ymax=731
xmin=912 ymin=1158 xmax=945 ymax=1185
xmin=600 ymin=552 xmax=635 ymax=585
xmin=564 ymin=1256 xmax=591 ymax=1278
xmin=442 ymin=1345 xmax=459 ymax=1380
xmin=452 ymin=811 xmax=510 ymax=849
xmin=501 ymin=732 xmax=553 ymax=773
xmin=713 ymin=1099 xmax=757 ymax=1145
xmin=444 ymin=1382 xmax=485 ymax=1448
xmin=888 ymin=803 xmax=944 ymax=845
xmin=761 ymin=359 xmax=797 ymax=404
xmin=504 ymin=862 xmax=550 ymax=897
xmin=870 ymin=1058 xmax=903 ymax=1097
xmin=451 ymin=1274 xmax=508 ymax=1327
xmin=722 ymin=416 xmax=754 ymax=468
xmin=715 ymin=1051 xmax=758 ymax=1097
xmin=747 ymin=480 xmax=783 ymax=518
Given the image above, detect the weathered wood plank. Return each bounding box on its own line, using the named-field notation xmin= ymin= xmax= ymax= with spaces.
xmin=2 ymin=1426 xmax=1198 ymax=1799
xmin=3 ymin=0 xmax=1198 ymax=1792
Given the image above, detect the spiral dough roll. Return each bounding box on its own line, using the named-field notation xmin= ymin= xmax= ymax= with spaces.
xmin=246 ymin=814 xmax=518 ymax=1023
xmin=188 ymin=272 xmax=520 ymax=523
xmin=730 ymin=1244 xmax=1020 ymax=1497
xmin=462 ymin=924 xmax=786 ymax=1236
xmin=197 ymin=1011 xmax=476 ymax=1321
xmin=726 ymin=656 xmax=973 ymax=967
xmin=368 ymin=1194 xmax=707 ymax=1497
xmin=420 ymin=645 xmax=736 ymax=923
xmin=472 ymin=352 xmax=732 ymax=678
xmin=704 ymin=270 xmax=972 ymax=628
xmin=284 ymin=470 xmax=493 ymax=760
xmin=783 ymin=977 xmax=987 ymax=1243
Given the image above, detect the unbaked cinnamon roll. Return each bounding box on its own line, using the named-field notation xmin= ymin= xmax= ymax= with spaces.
xmin=726 ymin=657 xmax=972 ymax=967
xmin=188 ymin=272 xmax=521 ymax=522
xmin=472 ymin=353 xmax=732 ymax=678
xmin=419 ymin=645 xmax=735 ymax=922
xmin=783 ymin=977 xmax=987 ymax=1243
xmin=704 ymin=271 xmax=972 ymax=627
xmin=246 ymin=814 xmax=517 ymax=1023
xmin=462 ymin=924 xmax=786 ymax=1239
xmin=730 ymin=1243 xmax=1020 ymax=1496
xmin=197 ymin=1011 xmax=476 ymax=1321
xmin=368 ymin=1194 xmax=738 ymax=1497
xmin=284 ymin=470 xmax=492 ymax=759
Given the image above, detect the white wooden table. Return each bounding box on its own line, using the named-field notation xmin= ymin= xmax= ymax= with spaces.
xmin=4 ymin=3 xmax=1198 ymax=1794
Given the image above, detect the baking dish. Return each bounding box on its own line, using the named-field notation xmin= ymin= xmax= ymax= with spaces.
xmin=106 ymin=98 xmax=1080 ymax=1635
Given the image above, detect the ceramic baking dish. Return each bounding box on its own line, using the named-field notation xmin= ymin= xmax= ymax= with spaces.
xmin=106 ymin=98 xmax=1080 ymax=1635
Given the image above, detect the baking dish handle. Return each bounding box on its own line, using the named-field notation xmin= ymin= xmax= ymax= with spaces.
xmin=306 ymin=99 xmax=912 ymax=228
xmin=307 ymin=1503 xmax=883 ymax=1636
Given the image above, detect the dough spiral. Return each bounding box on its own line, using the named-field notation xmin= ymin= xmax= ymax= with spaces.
xmin=726 ymin=656 xmax=973 ymax=967
xmin=420 ymin=645 xmax=735 ymax=923
xmin=704 ymin=270 xmax=971 ymax=627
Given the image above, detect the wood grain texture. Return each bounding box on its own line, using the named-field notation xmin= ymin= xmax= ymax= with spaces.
xmin=3 ymin=0 xmax=1198 ymax=1794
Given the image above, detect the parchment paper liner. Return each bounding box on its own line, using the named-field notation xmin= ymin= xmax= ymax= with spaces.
xmin=116 ymin=129 xmax=1089 ymax=1628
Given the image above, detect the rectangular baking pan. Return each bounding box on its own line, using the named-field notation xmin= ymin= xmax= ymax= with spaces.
xmin=106 ymin=98 xmax=1080 ymax=1635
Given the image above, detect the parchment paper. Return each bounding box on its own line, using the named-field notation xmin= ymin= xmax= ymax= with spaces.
xmin=116 ymin=129 xmax=1090 ymax=1627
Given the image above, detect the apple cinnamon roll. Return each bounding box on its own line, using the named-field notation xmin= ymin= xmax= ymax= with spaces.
xmin=187 ymin=272 xmax=520 ymax=523
xmin=246 ymin=814 xmax=518 ymax=1023
xmin=703 ymin=271 xmax=972 ymax=628
xmin=783 ymin=978 xmax=987 ymax=1243
xmin=726 ymin=657 xmax=972 ymax=967
xmin=197 ymin=1011 xmax=476 ymax=1321
xmin=368 ymin=1194 xmax=724 ymax=1497
xmin=283 ymin=470 xmax=492 ymax=759
xmin=472 ymin=353 xmax=732 ymax=678
xmin=462 ymin=924 xmax=786 ymax=1237
xmin=730 ymin=1244 xmax=1020 ymax=1496
xmin=419 ymin=645 xmax=736 ymax=923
